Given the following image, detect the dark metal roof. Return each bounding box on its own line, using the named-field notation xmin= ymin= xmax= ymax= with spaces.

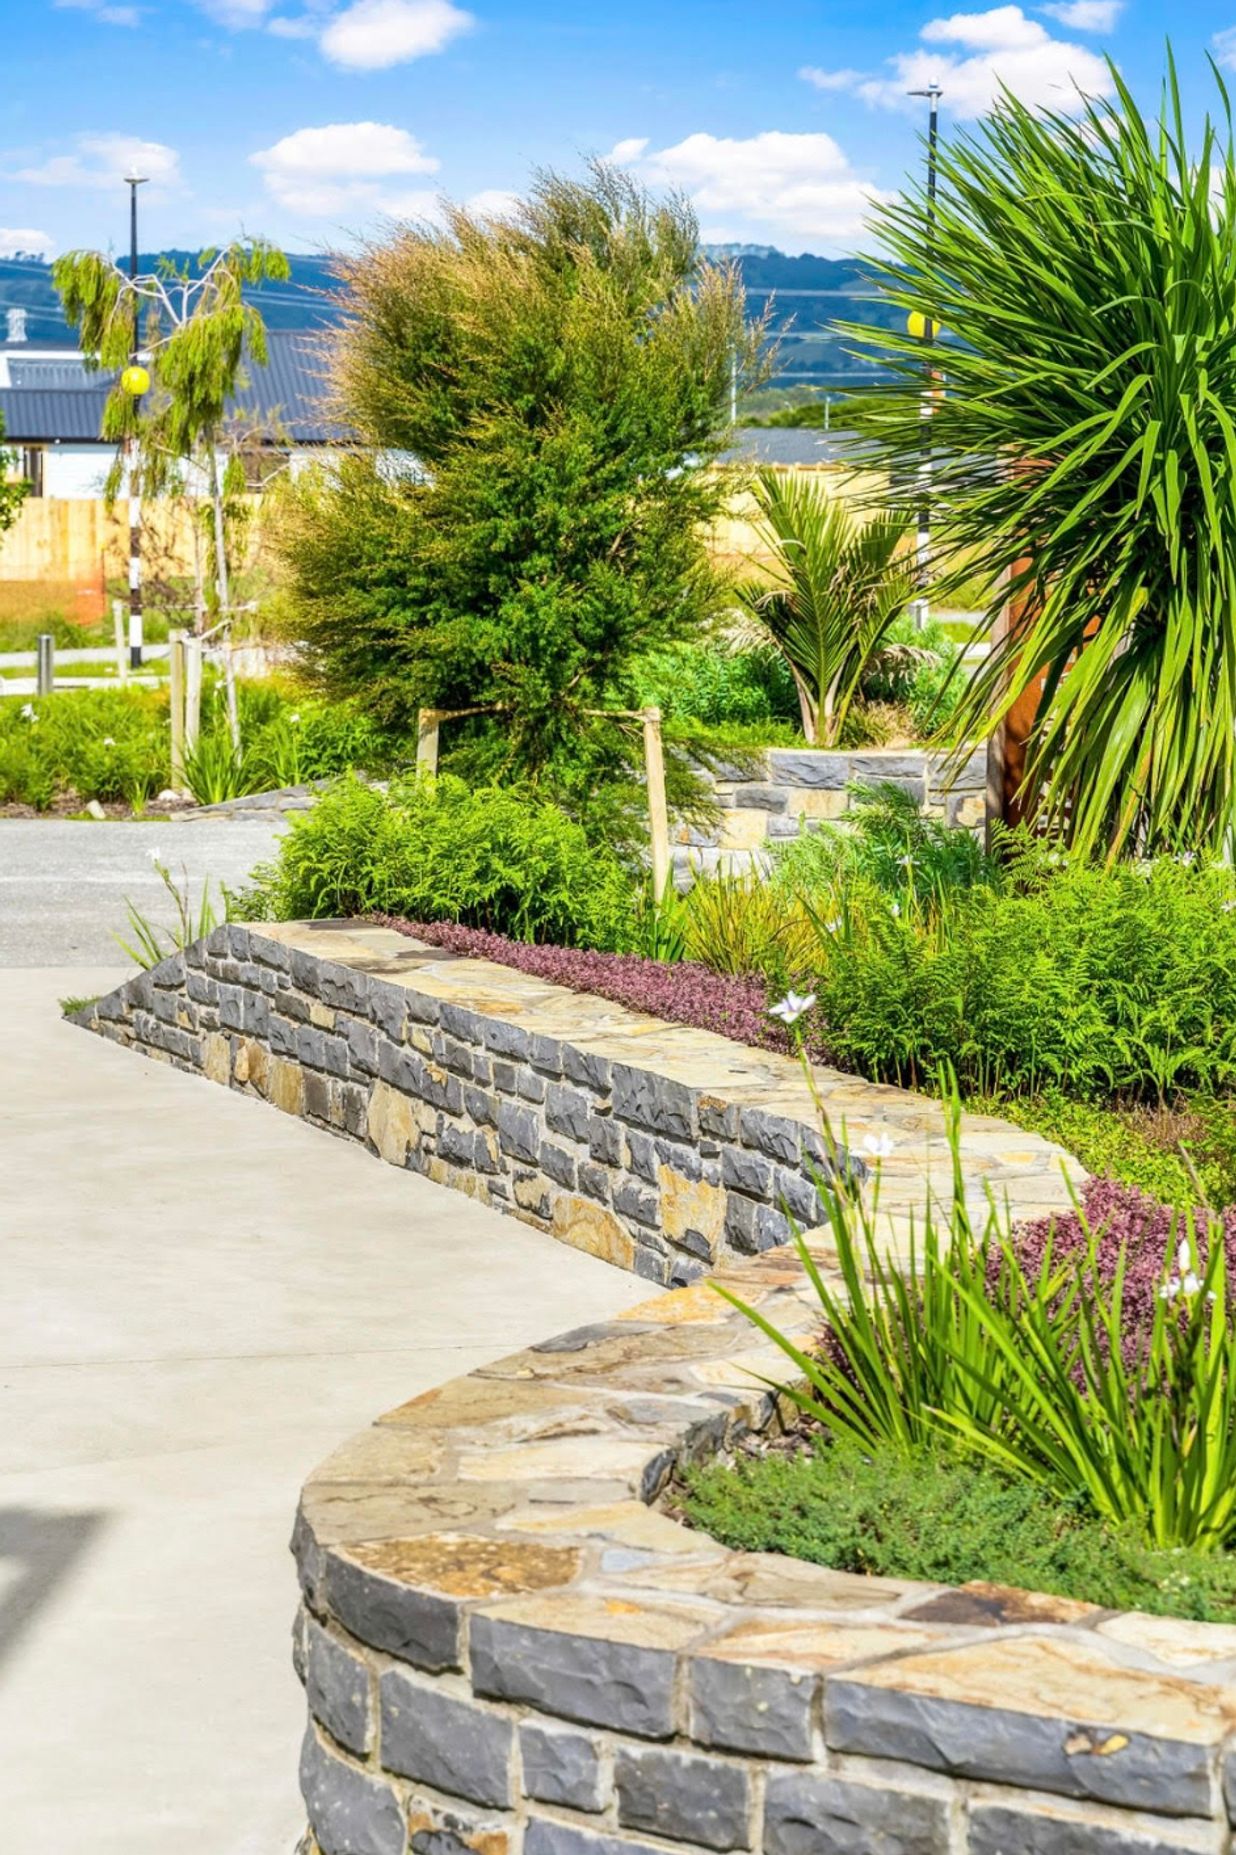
xmin=0 ymin=331 xmax=341 ymax=445
xmin=723 ymin=426 xmax=863 ymax=467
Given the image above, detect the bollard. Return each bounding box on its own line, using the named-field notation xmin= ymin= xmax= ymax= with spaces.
xmin=36 ymin=633 xmax=54 ymax=696
xmin=128 ymin=607 xmax=143 ymax=671
xmin=169 ymin=629 xmax=187 ymax=793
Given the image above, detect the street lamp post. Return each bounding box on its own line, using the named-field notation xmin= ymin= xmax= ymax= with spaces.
xmin=123 ymin=172 xmax=148 ymax=670
xmin=907 ymin=83 xmax=942 ymax=631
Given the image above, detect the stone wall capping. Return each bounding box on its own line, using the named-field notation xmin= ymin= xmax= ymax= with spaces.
xmin=71 ymin=920 xmax=1217 ymax=1853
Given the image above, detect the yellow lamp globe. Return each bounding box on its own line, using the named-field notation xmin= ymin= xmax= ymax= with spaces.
xmin=907 ymin=311 xmax=941 ymax=340
xmin=121 ymin=363 xmax=150 ymax=397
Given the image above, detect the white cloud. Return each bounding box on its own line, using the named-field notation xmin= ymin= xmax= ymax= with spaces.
xmin=466 ymin=188 xmax=520 ymax=220
xmin=607 ymin=137 xmax=650 ymax=164
xmin=613 ymin=130 xmax=887 ymax=248
xmin=250 ymin=121 xmax=440 ymax=217
xmin=1214 ymin=27 xmax=1236 ymax=70
xmin=1042 ymin=0 xmax=1121 ymax=27
xmin=799 ymin=65 xmax=866 ymax=92
xmin=0 ymin=228 xmax=56 ymax=259
xmin=196 ymin=0 xmax=275 ymax=24
xmin=14 ymin=134 xmax=181 ymax=192
xmin=318 ymin=0 xmax=472 ymax=69
xmin=266 ymin=13 xmax=318 ymax=33
xmin=54 ymin=0 xmax=141 ymax=25
xmin=858 ymin=6 xmax=1114 ymax=116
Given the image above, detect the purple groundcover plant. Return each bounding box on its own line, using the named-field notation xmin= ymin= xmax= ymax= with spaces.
xmin=373 ymin=914 xmax=827 ymax=1060
xmin=1004 ymin=1177 xmax=1236 ymax=1363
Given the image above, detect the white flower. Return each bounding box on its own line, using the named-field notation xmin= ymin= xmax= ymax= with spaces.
xmin=824 ymin=917 xmax=841 ymax=935
xmin=1159 ymin=1278 xmax=1180 ymax=1301
xmin=890 ymin=901 xmax=901 ymax=918
xmin=20 ymin=702 xmax=36 ymax=722
xmin=861 ymin=1131 xmax=895 ymax=1159
xmin=102 ymin=736 xmax=116 ymax=747
xmin=1177 ymin=850 xmax=1196 ymax=867
xmin=769 ymin=990 xmax=817 ymax=1026
xmin=148 ymin=847 xmax=162 ymax=865
xmin=290 ymin=712 xmax=301 ymax=724
xmin=1224 ymin=900 xmax=1236 ymax=914
xmin=1177 ymin=1237 xmax=1192 ymax=1274
xmin=1181 ymin=1271 xmax=1202 ymax=1296
xmin=897 ymin=854 xmax=914 ymax=868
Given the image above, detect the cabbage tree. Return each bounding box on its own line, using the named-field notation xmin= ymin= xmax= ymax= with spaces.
xmin=848 ymin=56 xmax=1236 ymax=857
xmin=739 ymin=467 xmax=911 ymax=746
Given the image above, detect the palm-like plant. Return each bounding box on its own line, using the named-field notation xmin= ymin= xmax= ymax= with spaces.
xmin=846 ymin=56 xmax=1236 ymax=859
xmin=738 ymin=468 xmax=912 ymax=746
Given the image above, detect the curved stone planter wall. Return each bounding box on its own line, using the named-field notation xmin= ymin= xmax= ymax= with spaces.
xmin=78 ymin=927 xmax=1235 ymax=1852
xmin=677 ymin=746 xmax=988 ymax=882
xmin=77 ymin=919 xmax=1079 ymax=1286
xmin=289 ymin=1250 xmax=1236 ymax=1855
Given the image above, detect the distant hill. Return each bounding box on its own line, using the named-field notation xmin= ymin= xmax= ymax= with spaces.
xmin=0 ymin=245 xmax=892 ymax=393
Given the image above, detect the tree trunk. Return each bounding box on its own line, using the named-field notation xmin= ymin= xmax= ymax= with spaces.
xmin=206 ymin=431 xmax=230 ymax=621
xmin=791 ymin=667 xmax=818 ymax=745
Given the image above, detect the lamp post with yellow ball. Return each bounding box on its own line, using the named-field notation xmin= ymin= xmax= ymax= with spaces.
xmin=123 ymin=173 xmax=149 ymax=669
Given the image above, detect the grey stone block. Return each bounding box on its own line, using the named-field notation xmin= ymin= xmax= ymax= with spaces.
xmin=497 ymin=1101 xmax=541 ymax=1164
xmin=439 ymin=1121 xmax=478 ymax=1167
xmin=299 ymin=1727 xmax=405 ymax=1855
xmin=721 ymin=1146 xmax=773 ymax=1199
xmin=633 ymin=1242 xmax=670 ymax=1282
xmin=739 ymin=1107 xmax=801 ymax=1164
xmin=437 ymin=1035 xmax=475 ymax=1079
xmin=765 ymin=1771 xmax=948 ymax=1855
xmin=540 ymin=1142 xmax=577 ymax=1188
xmin=525 ymin=1824 xmax=665 ymax=1855
xmin=767 ymin=814 xmax=802 ymax=838
xmin=968 ymin=1802 xmax=1199 ymax=1855
xmin=320 ymin=1033 xmax=349 ymax=1079
xmin=613 ymin=1176 xmax=659 ymax=1228
xmin=318 ymin=963 xmax=371 ymax=1013
xmin=546 ymin=1084 xmax=590 ymax=1143
xmin=577 ymin=1161 xmax=611 ymax=1203
xmin=699 ymin=1099 xmax=740 ymax=1141
xmin=733 ymin=782 xmax=788 ymax=812
xmin=297 ymin=1023 xmax=328 ymax=1070
xmin=624 ymin=1129 xmax=658 ymax=1183
xmin=517 ymin=1070 xmax=547 ymax=1104
xmin=520 ymin=1722 xmax=605 ymax=1812
xmin=380 ymin=1669 xmax=514 ymax=1808
xmin=271 ymin=1013 xmax=299 ymax=1057
xmin=227 ymin=924 xmax=252 ymax=961
xmin=306 ymin=1617 xmax=371 ymax=1756
xmin=470 ymin=1612 xmax=677 ymax=1738
xmin=483 ymin=1018 xmax=531 ymax=1061
xmin=774 ymin=1166 xmax=827 ymax=1225
xmin=826 ymin=1679 xmax=1212 ymax=1816
xmin=440 ymin=1002 xmax=482 ymax=1044
xmin=611 ymin=1065 xmax=695 ymax=1141
xmin=491 ymin=1058 xmax=517 ymax=1095
xmin=563 ymin=1045 xmax=611 ymax=1093
xmin=690 ymin=1656 xmax=816 ymax=1761
xmin=464 ymin=1085 xmax=498 ymax=1127
xmin=848 ymin=752 xmax=929 ymax=784
xmin=767 ymin=748 xmax=849 ymax=788
xmin=723 ymin=1193 xmax=758 ymax=1251
xmin=324 ymin=1551 xmax=460 ymax=1671
xmin=589 ymin=1119 xmax=624 ymax=1167
xmin=347 ymin=1017 xmax=379 ymax=1075
xmin=303 ymin=1069 xmax=332 ymax=1124
xmin=252 ymin=931 xmax=291 ymax=970
xmin=530 ymin=1032 xmax=563 ymax=1076
xmin=404 ymin=989 xmax=440 ymax=1025
xmin=219 ymin=984 xmax=244 ymax=1031
xmin=369 ymin=983 xmax=407 ymax=1043
xmin=616 ymin=1744 xmax=750 ymax=1851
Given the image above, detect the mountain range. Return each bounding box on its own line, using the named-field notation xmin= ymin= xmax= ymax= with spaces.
xmin=0 ymin=247 xmax=892 ymax=391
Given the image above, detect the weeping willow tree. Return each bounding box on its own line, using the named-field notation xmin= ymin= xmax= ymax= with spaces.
xmin=847 ymin=55 xmax=1236 ymax=858
xmin=53 ymin=240 xmax=289 ymax=620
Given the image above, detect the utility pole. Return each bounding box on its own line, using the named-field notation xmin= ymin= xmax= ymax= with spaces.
xmin=907 ymin=83 xmax=942 ymax=631
xmin=124 ymin=172 xmax=148 ymax=669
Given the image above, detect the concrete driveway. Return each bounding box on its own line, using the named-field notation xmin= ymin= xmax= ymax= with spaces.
xmin=0 ymin=816 xmax=286 ymax=965
xmin=0 ymin=869 xmax=641 ymax=1849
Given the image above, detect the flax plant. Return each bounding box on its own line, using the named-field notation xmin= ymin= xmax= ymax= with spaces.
xmin=847 ymin=55 xmax=1236 ymax=857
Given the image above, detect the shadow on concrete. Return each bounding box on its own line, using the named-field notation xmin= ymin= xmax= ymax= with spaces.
xmin=0 ymin=1508 xmax=107 ymax=1669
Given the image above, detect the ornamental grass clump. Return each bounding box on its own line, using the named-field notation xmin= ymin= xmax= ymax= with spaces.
xmin=718 ymin=1059 xmax=1236 ymax=1551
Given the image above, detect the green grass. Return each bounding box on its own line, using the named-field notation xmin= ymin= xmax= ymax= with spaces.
xmin=971 ymin=1088 xmax=1236 ymax=1209
xmin=59 ymin=994 xmax=100 ymax=1017
xmin=682 ymin=1439 xmax=1236 ymax=1620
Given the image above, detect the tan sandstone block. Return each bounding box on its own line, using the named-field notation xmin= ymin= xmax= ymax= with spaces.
xmin=795 ymin=789 xmax=850 ymax=821
xmin=952 ymin=793 xmax=985 ymax=828
xmin=717 ymin=807 xmax=772 ymax=852
xmin=551 ymin=1196 xmax=635 ymax=1269
xmin=202 ymin=1030 xmax=230 ymax=1085
xmin=342 ymin=1532 xmax=581 ymax=1601
xmin=309 ymin=1000 xmax=337 ymax=1030
xmin=367 ymin=1080 xmax=430 ymax=1165
xmin=268 ymin=1056 xmax=305 ymax=1117
xmin=658 ymin=1166 xmax=726 ymax=1260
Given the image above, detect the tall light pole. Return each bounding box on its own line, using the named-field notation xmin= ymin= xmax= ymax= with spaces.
xmin=123 ymin=172 xmax=148 ymax=669
xmin=907 ymin=83 xmax=942 ymax=630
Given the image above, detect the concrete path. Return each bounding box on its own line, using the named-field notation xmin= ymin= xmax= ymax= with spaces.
xmin=0 ymin=817 xmax=284 ymax=966
xmin=0 ymin=965 xmax=641 ymax=1854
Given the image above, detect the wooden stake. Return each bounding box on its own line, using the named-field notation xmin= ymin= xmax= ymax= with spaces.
xmin=169 ymin=629 xmax=187 ymax=794
xmin=642 ymin=705 xmax=671 ymax=897
xmin=112 ymin=599 xmax=127 ymax=684
xmin=184 ymin=636 xmax=203 ymax=757
xmin=416 ymin=709 xmax=441 ymax=775
xmin=224 ymin=648 xmax=240 ymax=751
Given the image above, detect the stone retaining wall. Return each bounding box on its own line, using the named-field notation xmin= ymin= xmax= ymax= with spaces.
xmin=290 ymin=1244 xmax=1236 ymax=1855
xmin=677 ymin=746 xmax=988 ymax=882
xmin=77 ymin=920 xmax=1079 ymax=1288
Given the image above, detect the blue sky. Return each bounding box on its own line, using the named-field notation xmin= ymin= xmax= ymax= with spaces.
xmin=1 ymin=0 xmax=1232 ymax=259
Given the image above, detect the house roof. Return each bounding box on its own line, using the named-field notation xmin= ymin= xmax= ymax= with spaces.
xmin=723 ymin=425 xmax=863 ymax=467
xmin=0 ymin=330 xmax=341 ymax=445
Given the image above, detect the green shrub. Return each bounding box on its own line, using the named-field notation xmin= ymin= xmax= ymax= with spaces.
xmin=682 ymin=1441 xmax=1236 ymax=1621
xmin=772 ymin=782 xmax=1001 ymax=908
xmin=632 ymin=641 xmax=800 ymax=728
xmin=719 ymin=1086 xmax=1236 ymax=1550
xmin=249 ymin=771 xmax=635 ymax=948
xmin=0 ymin=687 xmax=169 ymax=806
xmin=795 ymin=850 xmax=1236 ymax=1100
